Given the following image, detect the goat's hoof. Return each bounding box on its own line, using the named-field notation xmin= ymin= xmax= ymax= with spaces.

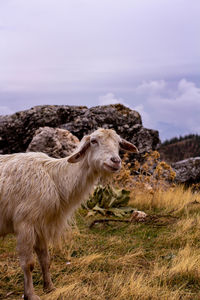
xmin=43 ymin=284 xmax=56 ymax=294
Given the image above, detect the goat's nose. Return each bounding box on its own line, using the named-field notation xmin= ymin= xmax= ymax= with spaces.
xmin=110 ymin=156 xmax=121 ymax=164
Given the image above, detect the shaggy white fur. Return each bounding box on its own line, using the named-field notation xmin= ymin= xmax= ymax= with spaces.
xmin=0 ymin=128 xmax=138 ymax=300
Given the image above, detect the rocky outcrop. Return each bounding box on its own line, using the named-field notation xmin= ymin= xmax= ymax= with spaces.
xmin=60 ymin=104 xmax=142 ymax=139
xmin=172 ymin=157 xmax=200 ymax=184
xmin=0 ymin=105 xmax=85 ymax=154
xmin=0 ymin=104 xmax=160 ymax=156
xmin=26 ymin=127 xmax=79 ymax=158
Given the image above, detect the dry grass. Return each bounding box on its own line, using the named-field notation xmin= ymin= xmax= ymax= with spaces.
xmin=130 ymin=184 xmax=200 ymax=213
xmin=1 ymin=153 xmax=200 ymax=299
xmin=1 ymin=186 xmax=200 ymax=300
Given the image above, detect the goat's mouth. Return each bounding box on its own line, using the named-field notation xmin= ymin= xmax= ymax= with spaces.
xmin=103 ymin=163 xmax=121 ymax=173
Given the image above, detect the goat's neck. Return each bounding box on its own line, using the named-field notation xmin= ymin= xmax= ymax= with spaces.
xmin=51 ymin=157 xmax=99 ymax=208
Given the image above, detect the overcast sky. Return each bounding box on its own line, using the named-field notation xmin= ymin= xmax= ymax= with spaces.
xmin=0 ymin=0 xmax=199 ymax=141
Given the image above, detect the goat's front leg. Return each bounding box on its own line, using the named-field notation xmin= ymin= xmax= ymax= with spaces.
xmin=16 ymin=224 xmax=40 ymax=300
xmin=34 ymin=237 xmax=55 ymax=293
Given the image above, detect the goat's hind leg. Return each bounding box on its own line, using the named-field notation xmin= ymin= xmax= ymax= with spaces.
xmin=16 ymin=224 xmax=40 ymax=300
xmin=34 ymin=237 xmax=55 ymax=293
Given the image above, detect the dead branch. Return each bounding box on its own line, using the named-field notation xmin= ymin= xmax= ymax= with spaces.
xmin=89 ymin=218 xmax=130 ymax=228
xmin=89 ymin=213 xmax=178 ymax=228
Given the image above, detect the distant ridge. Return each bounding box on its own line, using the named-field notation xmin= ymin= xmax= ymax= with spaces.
xmin=159 ymin=134 xmax=200 ymax=163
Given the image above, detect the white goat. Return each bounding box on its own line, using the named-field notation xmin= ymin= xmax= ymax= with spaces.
xmin=0 ymin=128 xmax=138 ymax=300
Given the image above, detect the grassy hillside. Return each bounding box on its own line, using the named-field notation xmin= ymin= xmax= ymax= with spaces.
xmin=1 ymin=153 xmax=200 ymax=300
xmin=160 ymin=134 xmax=200 ymax=163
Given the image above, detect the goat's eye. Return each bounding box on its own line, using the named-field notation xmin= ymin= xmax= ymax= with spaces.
xmin=91 ymin=139 xmax=98 ymax=145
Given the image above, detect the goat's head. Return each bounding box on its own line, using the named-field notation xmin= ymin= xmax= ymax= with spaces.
xmin=67 ymin=128 xmax=138 ymax=173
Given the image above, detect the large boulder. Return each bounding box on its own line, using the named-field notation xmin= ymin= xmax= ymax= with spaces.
xmin=61 ymin=104 xmax=160 ymax=154
xmin=0 ymin=105 xmax=85 ymax=154
xmin=0 ymin=104 xmax=160 ymax=156
xmin=26 ymin=127 xmax=79 ymax=158
xmin=172 ymin=157 xmax=200 ymax=184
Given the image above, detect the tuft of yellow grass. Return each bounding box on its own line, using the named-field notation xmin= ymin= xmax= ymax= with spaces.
xmin=168 ymin=244 xmax=200 ymax=278
xmin=130 ymin=184 xmax=200 ymax=213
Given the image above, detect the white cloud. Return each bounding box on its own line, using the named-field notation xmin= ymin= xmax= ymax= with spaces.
xmin=135 ymin=80 xmax=166 ymax=95
xmin=98 ymin=93 xmax=153 ymax=129
xmin=132 ymin=104 xmax=153 ymax=129
xmin=178 ymin=78 xmax=196 ymax=93
xmin=98 ymin=93 xmax=126 ymax=106
xmin=98 ymin=92 xmax=138 ymax=114
xmin=133 ymin=78 xmax=200 ymax=140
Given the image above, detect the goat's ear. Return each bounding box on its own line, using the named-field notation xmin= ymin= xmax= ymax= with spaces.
xmin=67 ymin=136 xmax=91 ymax=163
xmin=119 ymin=139 xmax=139 ymax=153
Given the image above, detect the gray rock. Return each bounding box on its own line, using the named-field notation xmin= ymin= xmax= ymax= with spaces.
xmin=172 ymin=157 xmax=200 ymax=184
xmin=0 ymin=105 xmax=86 ymax=154
xmin=0 ymin=103 xmax=160 ymax=157
xmin=26 ymin=127 xmax=79 ymax=158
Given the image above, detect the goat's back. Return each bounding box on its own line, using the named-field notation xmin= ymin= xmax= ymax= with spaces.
xmin=0 ymin=152 xmax=60 ymax=237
